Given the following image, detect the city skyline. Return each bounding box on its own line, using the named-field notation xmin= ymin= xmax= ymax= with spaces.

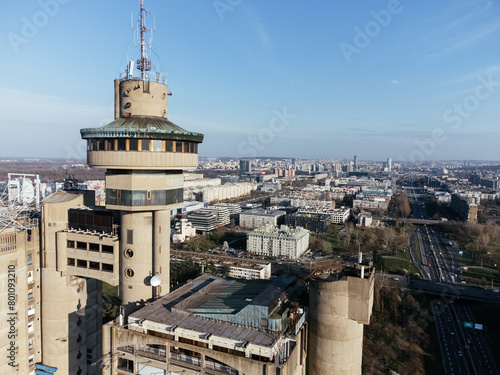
xmin=1 ymin=0 xmax=500 ymax=160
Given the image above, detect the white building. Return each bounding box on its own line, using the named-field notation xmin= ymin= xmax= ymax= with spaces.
xmin=187 ymin=211 xmax=217 ymax=232
xmin=172 ymin=218 xmax=197 ymax=243
xmin=201 ymin=183 xmax=255 ymax=203
xmin=229 ymin=262 xmax=272 ymax=280
xmin=247 ymin=225 xmax=309 ymax=259
xmin=212 ymin=203 xmax=242 ymax=216
xmin=331 ymin=207 xmax=351 ymax=224
xmin=239 ymin=209 xmax=286 ymax=229
xmin=357 ymin=212 xmax=373 ymax=227
xmin=202 ymin=206 xmax=231 ymax=226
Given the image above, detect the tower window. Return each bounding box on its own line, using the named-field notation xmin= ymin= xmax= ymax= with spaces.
xmin=127 ymin=230 xmax=134 ymax=245
xmin=117 ymin=139 xmax=126 ymax=151
xmin=176 ymin=141 xmax=183 ymax=153
xmin=125 ymin=268 xmax=134 ymax=278
xmin=129 ymin=139 xmax=139 ymax=151
xmin=165 ymin=140 xmax=173 ymax=152
xmin=141 ymin=139 xmax=151 ymax=151
xmin=153 ymin=140 xmax=163 ymax=151
xmin=97 ymin=139 xmax=105 ymax=150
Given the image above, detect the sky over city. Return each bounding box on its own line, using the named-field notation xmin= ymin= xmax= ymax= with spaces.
xmin=1 ymin=0 xmax=499 ymax=161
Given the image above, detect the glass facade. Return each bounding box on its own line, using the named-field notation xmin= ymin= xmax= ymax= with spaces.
xmin=106 ymin=188 xmax=183 ymax=206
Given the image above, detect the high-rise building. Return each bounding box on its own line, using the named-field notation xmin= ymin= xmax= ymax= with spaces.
xmin=0 ymin=222 xmax=41 ymax=374
xmin=0 ymin=3 xmax=375 ymax=374
xmin=353 ymin=155 xmax=358 ymax=172
xmin=239 ymin=159 xmax=252 ymax=175
xmin=80 ymin=0 xmax=203 ymax=319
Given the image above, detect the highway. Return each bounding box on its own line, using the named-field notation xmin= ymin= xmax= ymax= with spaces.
xmin=405 ymin=185 xmax=499 ymax=374
xmin=432 ymin=299 xmax=498 ymax=375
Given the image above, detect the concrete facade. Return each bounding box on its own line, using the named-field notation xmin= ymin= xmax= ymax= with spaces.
xmin=0 ymin=225 xmax=41 ymax=375
xmin=41 ymin=191 xmax=103 ymax=375
xmin=102 ymin=274 xmax=308 ymax=374
xmin=308 ymin=269 xmax=374 ymax=375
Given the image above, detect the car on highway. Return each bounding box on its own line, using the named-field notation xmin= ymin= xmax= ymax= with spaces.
xmin=458 ymin=351 xmax=462 ymax=357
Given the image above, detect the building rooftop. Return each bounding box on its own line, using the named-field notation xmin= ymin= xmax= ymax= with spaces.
xmin=130 ymin=274 xmax=301 ymax=347
xmin=241 ymin=209 xmax=286 ymax=217
xmin=251 ymin=225 xmax=309 ymax=239
xmin=81 ymin=116 xmax=203 ymax=143
xmin=42 ymin=191 xmax=82 ymax=204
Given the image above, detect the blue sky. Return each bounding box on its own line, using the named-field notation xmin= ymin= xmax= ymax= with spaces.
xmin=1 ymin=0 xmax=499 ymax=161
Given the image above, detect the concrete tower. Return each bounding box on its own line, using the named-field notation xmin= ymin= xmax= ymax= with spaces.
xmin=80 ymin=0 xmax=203 ymax=318
xmin=308 ymin=268 xmax=374 ymax=374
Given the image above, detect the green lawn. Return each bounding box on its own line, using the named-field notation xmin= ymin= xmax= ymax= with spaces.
xmin=414 ymin=234 xmax=422 ymax=262
xmin=462 ymin=266 xmax=500 ymax=287
xmin=382 ymin=257 xmax=420 ymax=276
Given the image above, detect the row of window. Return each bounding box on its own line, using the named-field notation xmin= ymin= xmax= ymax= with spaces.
xmin=106 ymin=188 xmax=183 ymax=207
xmin=88 ymin=139 xmax=198 ymax=153
xmin=67 ymin=258 xmax=114 ymax=273
xmin=67 ymin=240 xmax=114 ymax=253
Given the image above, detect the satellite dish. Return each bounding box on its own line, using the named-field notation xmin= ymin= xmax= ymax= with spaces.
xmin=150 ymin=275 xmax=161 ymax=287
xmin=22 ymin=180 xmax=35 ymax=203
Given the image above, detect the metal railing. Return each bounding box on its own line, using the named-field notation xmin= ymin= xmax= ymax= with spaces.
xmin=169 ymin=352 xmax=201 ymax=367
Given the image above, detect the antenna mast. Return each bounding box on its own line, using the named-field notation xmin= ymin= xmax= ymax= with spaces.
xmin=136 ymin=0 xmax=152 ymax=81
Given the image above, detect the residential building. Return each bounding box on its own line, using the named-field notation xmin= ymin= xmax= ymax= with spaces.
xmin=247 ymin=225 xmax=309 ymax=259
xmin=451 ymin=193 xmax=478 ymax=222
xmin=0 ymin=222 xmax=41 ymax=375
xmin=285 ymin=212 xmax=332 ymax=234
xmin=239 ymin=209 xmax=286 ymax=229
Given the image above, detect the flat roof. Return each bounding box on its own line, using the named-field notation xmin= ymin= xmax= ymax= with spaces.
xmin=131 ymin=274 xmax=298 ymax=347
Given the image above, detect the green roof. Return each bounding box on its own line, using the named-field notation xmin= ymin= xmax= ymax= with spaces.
xmin=80 ymin=116 xmax=204 ymax=142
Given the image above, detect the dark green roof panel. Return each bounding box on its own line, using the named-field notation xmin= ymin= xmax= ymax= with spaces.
xmin=81 ymin=116 xmax=204 ymax=143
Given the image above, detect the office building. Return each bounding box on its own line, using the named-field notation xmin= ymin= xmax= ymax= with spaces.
xmin=239 ymin=159 xmax=252 ymax=175
xmin=187 ymin=210 xmax=217 ymax=232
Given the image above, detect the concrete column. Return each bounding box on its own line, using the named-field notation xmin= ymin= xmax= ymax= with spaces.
xmin=153 ymin=210 xmax=171 ymax=298
xmin=308 ymin=279 xmax=365 ymax=375
xmin=41 ymin=272 xmax=88 ymax=375
xmin=120 ymin=211 xmax=153 ymax=316
xmin=200 ymin=353 xmax=205 ymax=373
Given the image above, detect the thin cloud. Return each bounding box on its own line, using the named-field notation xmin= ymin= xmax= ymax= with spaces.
xmin=254 ymin=19 xmax=273 ymax=52
xmin=426 ymin=20 xmax=500 ymax=58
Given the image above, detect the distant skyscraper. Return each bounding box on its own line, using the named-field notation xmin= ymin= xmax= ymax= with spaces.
xmin=353 ymin=155 xmax=358 ymax=172
xmin=387 ymin=157 xmax=392 ymax=172
xmin=239 ymin=159 xmax=252 ymax=175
